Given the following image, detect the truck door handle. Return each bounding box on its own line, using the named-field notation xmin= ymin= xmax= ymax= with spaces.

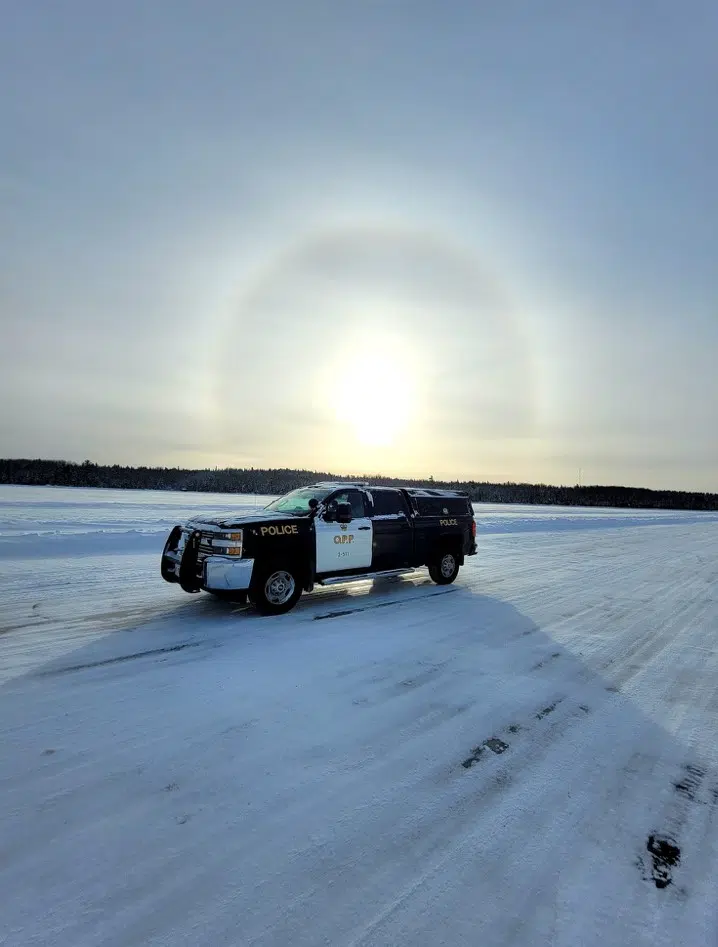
xmin=358 ymin=526 xmax=370 ymax=530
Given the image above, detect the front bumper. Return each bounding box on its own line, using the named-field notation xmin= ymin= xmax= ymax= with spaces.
xmin=161 ymin=526 xmax=254 ymax=592
xmin=204 ymin=557 xmax=255 ymax=591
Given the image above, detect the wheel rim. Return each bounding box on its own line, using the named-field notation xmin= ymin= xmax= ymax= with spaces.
xmin=264 ymin=570 xmax=295 ymax=606
xmin=440 ymin=554 xmax=456 ymax=578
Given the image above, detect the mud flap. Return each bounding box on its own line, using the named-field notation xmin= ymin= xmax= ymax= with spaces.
xmin=178 ymin=529 xmax=202 ymax=593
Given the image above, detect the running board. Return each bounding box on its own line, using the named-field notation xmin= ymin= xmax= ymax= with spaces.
xmin=317 ymin=568 xmax=417 ymax=587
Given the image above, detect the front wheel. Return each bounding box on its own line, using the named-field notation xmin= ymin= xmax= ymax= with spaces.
xmin=249 ymin=565 xmax=302 ymax=616
xmin=428 ymin=551 xmax=460 ymax=585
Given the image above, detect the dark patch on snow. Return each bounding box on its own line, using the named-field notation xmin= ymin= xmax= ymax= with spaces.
xmin=507 ymin=724 xmax=521 ymax=734
xmin=579 ymin=705 xmax=591 ymax=714
xmin=533 ymin=652 xmax=562 ymax=668
xmin=634 ymin=854 xmax=648 ymax=882
xmin=176 ymin=814 xmax=191 ymax=825
xmin=462 ymin=736 xmax=510 ymax=768
xmin=462 ymin=744 xmax=485 ymax=769
xmin=646 ymin=835 xmax=681 ymax=888
xmin=673 ymin=763 xmax=705 ymax=802
xmin=36 ymin=641 xmax=203 ymax=675
xmin=41 ymin=748 xmax=56 ymax=756
xmin=163 ymin=782 xmax=179 ymax=793
xmin=314 ymin=608 xmax=357 ymax=620
xmin=484 ymin=738 xmax=509 ymax=754
xmin=605 ymin=685 xmax=619 ymax=693
xmin=535 ymin=703 xmax=557 ymax=720
xmin=313 ymin=588 xmax=456 ymax=621
xmin=2 ymin=619 xmax=54 ymax=633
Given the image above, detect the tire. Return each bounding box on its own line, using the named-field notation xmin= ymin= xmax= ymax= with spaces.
xmin=428 ymin=550 xmax=460 ymax=585
xmin=249 ymin=564 xmax=302 ymax=616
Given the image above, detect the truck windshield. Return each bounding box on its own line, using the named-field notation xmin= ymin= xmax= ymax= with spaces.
xmin=265 ymin=488 xmax=329 ymax=515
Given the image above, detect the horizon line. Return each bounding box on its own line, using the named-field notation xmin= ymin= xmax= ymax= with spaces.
xmin=1 ymin=457 xmax=715 ymax=499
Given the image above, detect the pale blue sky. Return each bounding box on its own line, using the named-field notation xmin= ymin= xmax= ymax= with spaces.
xmin=2 ymin=1 xmax=716 ymax=489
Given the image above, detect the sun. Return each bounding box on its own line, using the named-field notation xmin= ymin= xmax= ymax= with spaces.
xmin=333 ymin=350 xmax=414 ymax=447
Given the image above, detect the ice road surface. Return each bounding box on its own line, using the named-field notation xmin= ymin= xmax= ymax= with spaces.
xmin=2 ymin=485 xmax=718 ymax=947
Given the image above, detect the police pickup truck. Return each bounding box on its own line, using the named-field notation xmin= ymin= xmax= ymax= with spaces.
xmin=161 ymin=482 xmax=477 ymax=615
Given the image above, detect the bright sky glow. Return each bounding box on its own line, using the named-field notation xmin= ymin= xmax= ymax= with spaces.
xmin=1 ymin=1 xmax=717 ymax=489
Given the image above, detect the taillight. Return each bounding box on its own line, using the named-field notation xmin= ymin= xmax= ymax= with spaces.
xmin=471 ymin=521 xmax=477 ymax=538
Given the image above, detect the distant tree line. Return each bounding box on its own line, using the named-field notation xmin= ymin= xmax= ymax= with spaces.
xmin=1 ymin=458 xmax=716 ymax=511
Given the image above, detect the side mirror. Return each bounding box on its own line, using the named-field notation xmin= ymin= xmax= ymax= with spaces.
xmin=336 ymin=502 xmax=353 ymax=524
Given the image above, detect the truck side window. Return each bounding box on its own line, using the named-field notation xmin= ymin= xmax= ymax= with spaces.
xmin=371 ymin=491 xmax=407 ymax=517
xmin=330 ymin=490 xmax=367 ymax=519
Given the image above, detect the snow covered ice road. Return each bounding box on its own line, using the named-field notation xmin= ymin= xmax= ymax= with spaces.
xmin=2 ymin=487 xmax=718 ymax=946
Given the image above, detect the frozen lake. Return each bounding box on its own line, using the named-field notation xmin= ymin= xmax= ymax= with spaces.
xmin=2 ymin=485 xmax=718 ymax=946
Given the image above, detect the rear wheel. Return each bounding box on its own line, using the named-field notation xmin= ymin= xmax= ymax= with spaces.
xmin=249 ymin=564 xmax=302 ymax=616
xmin=428 ymin=551 xmax=460 ymax=585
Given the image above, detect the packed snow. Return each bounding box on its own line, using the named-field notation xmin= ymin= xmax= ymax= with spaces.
xmin=2 ymin=484 xmax=718 ymax=946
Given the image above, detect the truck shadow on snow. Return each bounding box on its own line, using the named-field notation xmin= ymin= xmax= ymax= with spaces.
xmin=3 ymin=575 xmax=717 ymax=912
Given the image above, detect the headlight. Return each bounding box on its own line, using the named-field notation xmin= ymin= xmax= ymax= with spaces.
xmin=212 ymin=530 xmax=243 ymax=557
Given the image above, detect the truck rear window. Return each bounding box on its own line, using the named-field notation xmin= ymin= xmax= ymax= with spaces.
xmin=413 ymin=496 xmax=471 ymax=517
xmin=371 ymin=490 xmax=407 ymax=516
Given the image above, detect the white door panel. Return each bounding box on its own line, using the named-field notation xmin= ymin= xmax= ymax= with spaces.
xmin=315 ymin=518 xmax=372 ymax=573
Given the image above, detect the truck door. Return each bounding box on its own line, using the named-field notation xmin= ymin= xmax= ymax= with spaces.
xmin=315 ymin=489 xmax=373 ymax=574
xmin=368 ymin=489 xmax=413 ymax=570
